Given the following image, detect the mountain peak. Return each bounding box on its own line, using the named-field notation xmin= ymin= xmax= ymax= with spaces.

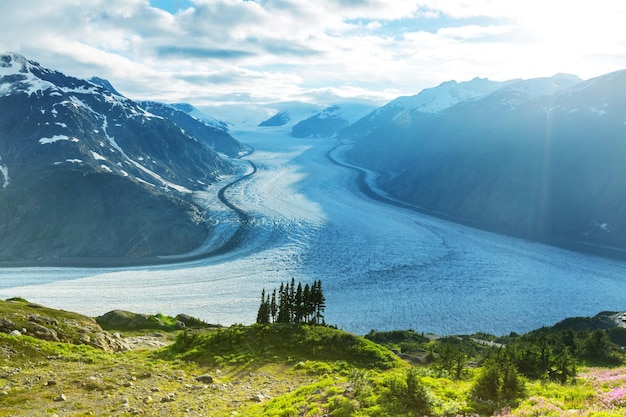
xmin=388 ymin=77 xmax=505 ymax=113
xmin=0 ymin=52 xmax=31 ymax=72
xmin=1 ymin=53 xmax=91 ymax=98
xmin=259 ymin=111 xmax=291 ymax=127
xmin=170 ymin=102 xmax=230 ymax=131
xmin=496 ymin=74 xmax=582 ymax=103
xmin=291 ymin=103 xmax=376 ymax=138
xmin=551 ymin=73 xmax=581 ymax=82
xmin=89 ymin=76 xmax=124 ymax=96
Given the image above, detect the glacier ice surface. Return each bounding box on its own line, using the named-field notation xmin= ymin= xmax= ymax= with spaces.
xmin=1 ymin=128 xmax=626 ymax=336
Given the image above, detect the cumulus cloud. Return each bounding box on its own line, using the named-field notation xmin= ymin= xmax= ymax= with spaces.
xmin=1 ymin=0 xmax=626 ymax=116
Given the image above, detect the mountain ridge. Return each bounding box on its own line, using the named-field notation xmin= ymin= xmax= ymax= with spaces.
xmin=291 ymin=103 xmax=376 ymax=138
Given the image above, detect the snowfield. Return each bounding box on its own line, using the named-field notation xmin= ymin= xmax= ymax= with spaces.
xmin=1 ymin=128 xmax=626 ymax=336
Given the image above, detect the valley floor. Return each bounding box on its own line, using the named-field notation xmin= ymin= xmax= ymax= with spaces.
xmin=1 ymin=127 xmax=626 ymax=335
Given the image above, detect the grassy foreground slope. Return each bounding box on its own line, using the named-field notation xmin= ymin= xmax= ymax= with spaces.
xmin=1 ymin=298 xmax=625 ymax=416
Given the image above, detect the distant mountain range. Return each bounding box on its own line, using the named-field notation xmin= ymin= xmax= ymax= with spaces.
xmin=257 ymin=102 xmax=376 ymax=138
xmin=0 ymin=53 xmax=246 ymax=264
xmin=291 ymin=104 xmax=376 ymax=138
xmin=257 ymin=102 xmax=324 ymax=129
xmin=341 ymin=71 xmax=626 ymax=256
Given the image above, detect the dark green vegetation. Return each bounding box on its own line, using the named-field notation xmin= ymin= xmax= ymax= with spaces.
xmin=256 ymin=278 xmax=326 ymax=325
xmin=168 ymin=323 xmax=399 ymax=370
xmin=1 ymin=298 xmax=626 ymax=416
xmin=95 ymin=309 xmax=218 ymax=333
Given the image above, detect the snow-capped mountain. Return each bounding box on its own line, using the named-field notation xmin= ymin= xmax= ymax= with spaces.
xmin=258 ymin=102 xmax=323 ymax=128
xmin=169 ymin=102 xmax=230 ymax=132
xmin=341 ymin=77 xmax=507 ymax=140
xmin=346 ymin=70 xmax=626 ymax=257
xmin=391 ymin=77 xmax=507 ymax=113
xmin=0 ymin=53 xmax=237 ymax=263
xmin=291 ymin=103 xmax=376 ymax=138
xmin=138 ymin=101 xmax=250 ymax=157
xmin=486 ymin=73 xmax=581 ymax=110
xmin=258 ymin=111 xmax=291 ymax=127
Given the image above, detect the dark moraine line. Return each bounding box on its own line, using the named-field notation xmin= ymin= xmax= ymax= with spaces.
xmin=209 ymin=159 xmax=257 ymax=255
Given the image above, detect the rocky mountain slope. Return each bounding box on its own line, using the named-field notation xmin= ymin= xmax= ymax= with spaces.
xmin=0 ymin=53 xmax=239 ymax=264
xmin=169 ymin=102 xmax=230 ymax=131
xmin=138 ymin=101 xmax=249 ymax=157
xmin=344 ymin=71 xmax=626 ymax=256
xmin=258 ymin=102 xmax=323 ymax=128
xmin=291 ymin=103 xmax=376 ymax=138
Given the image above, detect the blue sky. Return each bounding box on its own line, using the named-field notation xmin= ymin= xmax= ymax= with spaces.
xmin=1 ymin=1 xmax=626 ymax=122
xmin=149 ymin=0 xmax=194 ymax=14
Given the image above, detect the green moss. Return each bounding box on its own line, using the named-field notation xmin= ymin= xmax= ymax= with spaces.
xmin=167 ymin=324 xmax=401 ymax=369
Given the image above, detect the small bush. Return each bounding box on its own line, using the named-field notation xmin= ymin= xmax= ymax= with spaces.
xmin=328 ymin=396 xmax=357 ymax=417
xmin=387 ymin=368 xmax=434 ymax=416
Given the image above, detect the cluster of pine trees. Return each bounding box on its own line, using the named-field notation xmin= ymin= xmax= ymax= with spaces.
xmin=256 ymin=278 xmax=326 ymax=325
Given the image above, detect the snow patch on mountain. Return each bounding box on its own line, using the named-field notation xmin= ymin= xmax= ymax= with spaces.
xmin=101 ymin=117 xmax=124 ymax=154
xmin=90 ymin=151 xmax=106 ymax=161
xmin=388 ymin=77 xmax=506 ymax=114
xmin=0 ymin=64 xmax=55 ymax=97
xmin=258 ymin=102 xmax=324 ymax=128
xmin=88 ymin=76 xmax=124 ymax=97
xmin=126 ymin=157 xmax=193 ymax=193
xmin=497 ymin=74 xmax=581 ymax=101
xmin=1 ymin=53 xmax=110 ymax=99
xmin=39 ymin=135 xmax=65 ymax=145
xmin=0 ymin=155 xmax=8 ymax=188
xmin=291 ymin=103 xmax=377 ymax=138
xmin=316 ymin=104 xmax=376 ymax=124
xmin=170 ymin=103 xmax=230 ymax=131
xmin=567 ymin=69 xmax=626 ymax=94
xmin=259 ymin=111 xmax=291 ymax=127
xmin=98 ymin=114 xmax=192 ymax=192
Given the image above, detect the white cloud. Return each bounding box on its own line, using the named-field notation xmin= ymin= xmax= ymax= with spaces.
xmin=436 ymin=24 xmax=516 ymax=40
xmin=1 ymin=0 xmax=626 ymax=117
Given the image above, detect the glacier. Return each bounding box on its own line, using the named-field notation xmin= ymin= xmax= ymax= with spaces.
xmin=1 ymin=128 xmax=626 ymax=336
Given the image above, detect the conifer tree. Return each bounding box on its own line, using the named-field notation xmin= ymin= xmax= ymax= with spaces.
xmin=277 ymin=283 xmax=291 ymax=323
xmin=256 ymin=279 xmax=326 ymax=326
xmin=289 ymin=277 xmax=296 ymax=322
xmin=256 ymin=289 xmax=270 ymax=324
xmin=312 ymin=280 xmax=326 ymax=325
xmin=270 ymin=289 xmax=278 ymax=323
xmin=303 ymin=283 xmax=312 ymax=323
xmin=295 ymin=282 xmax=304 ymax=323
